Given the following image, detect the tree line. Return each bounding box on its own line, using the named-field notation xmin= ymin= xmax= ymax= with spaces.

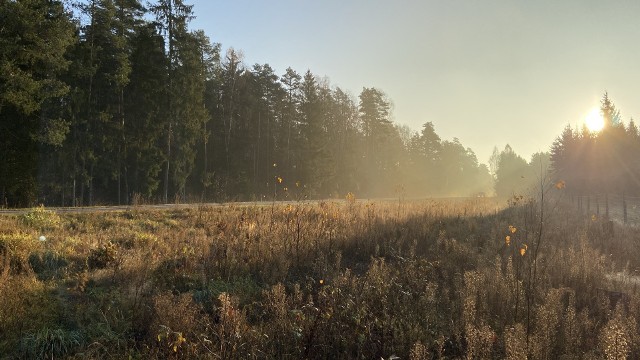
xmin=7 ymin=3 xmax=636 ymax=209
xmin=0 ymin=0 xmax=504 ymax=207
xmin=551 ymin=93 xmax=640 ymax=197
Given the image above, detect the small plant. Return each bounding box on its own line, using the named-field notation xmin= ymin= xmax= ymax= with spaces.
xmin=88 ymin=241 xmax=118 ymax=269
xmin=28 ymin=250 xmax=68 ymax=280
xmin=20 ymin=205 xmax=61 ymax=231
xmin=504 ymin=324 xmax=527 ymax=360
xmin=19 ymin=327 xmax=83 ymax=359
xmin=131 ymin=192 xmax=145 ymax=207
xmin=157 ymin=325 xmax=188 ymax=353
xmin=345 ymin=192 xmax=356 ymax=205
xmin=409 ymin=341 xmax=429 ymax=360
xmin=0 ymin=232 xmax=42 ymax=274
xmin=151 ymin=291 xmax=205 ymax=357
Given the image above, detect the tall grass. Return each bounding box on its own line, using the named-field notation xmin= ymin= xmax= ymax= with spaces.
xmin=0 ymin=197 xmax=638 ymax=358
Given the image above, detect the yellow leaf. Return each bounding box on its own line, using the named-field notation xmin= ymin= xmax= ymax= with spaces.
xmin=505 ymin=236 xmax=511 ymax=246
xmin=520 ymin=244 xmax=527 ymax=256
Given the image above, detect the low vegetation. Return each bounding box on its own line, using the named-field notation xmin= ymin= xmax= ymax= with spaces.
xmin=1 ymin=195 xmax=640 ymax=359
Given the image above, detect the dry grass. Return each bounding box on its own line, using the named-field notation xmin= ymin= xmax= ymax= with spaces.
xmin=1 ymin=197 xmax=639 ymax=358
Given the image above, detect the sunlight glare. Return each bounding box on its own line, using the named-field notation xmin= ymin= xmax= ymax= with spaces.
xmin=585 ymin=108 xmax=604 ymax=132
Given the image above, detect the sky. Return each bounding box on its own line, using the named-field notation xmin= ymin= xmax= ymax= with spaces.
xmin=187 ymin=0 xmax=640 ymax=164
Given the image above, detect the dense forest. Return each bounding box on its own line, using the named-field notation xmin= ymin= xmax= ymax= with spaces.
xmin=1 ymin=0 xmax=501 ymax=207
xmin=5 ymin=1 xmax=631 ymax=209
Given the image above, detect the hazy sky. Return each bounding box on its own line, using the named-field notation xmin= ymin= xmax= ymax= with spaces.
xmin=188 ymin=0 xmax=640 ymax=164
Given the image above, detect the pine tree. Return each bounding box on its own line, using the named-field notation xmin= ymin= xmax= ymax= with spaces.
xmin=300 ymin=70 xmax=327 ymax=195
xmin=0 ymin=0 xmax=75 ymax=206
xmin=170 ymin=30 xmax=210 ymax=200
xmin=407 ymin=122 xmax=442 ymax=195
xmin=330 ymin=87 xmax=361 ymax=194
xmin=248 ymin=63 xmax=284 ymax=196
xmin=358 ymin=87 xmax=394 ymax=194
xmin=550 ymin=125 xmax=575 ymax=190
xmin=150 ymin=0 xmax=195 ymax=202
xmin=191 ymin=31 xmax=220 ymax=201
xmin=123 ymin=22 xmax=167 ymax=199
xmin=600 ymin=92 xmax=621 ymax=129
xmin=279 ymin=67 xmax=302 ymax=188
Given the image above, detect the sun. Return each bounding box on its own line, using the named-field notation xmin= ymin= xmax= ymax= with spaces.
xmin=585 ymin=108 xmax=604 ymax=132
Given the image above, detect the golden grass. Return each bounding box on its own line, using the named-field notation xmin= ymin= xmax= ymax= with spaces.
xmin=1 ymin=197 xmax=639 ymax=358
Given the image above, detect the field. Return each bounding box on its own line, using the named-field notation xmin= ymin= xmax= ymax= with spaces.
xmin=1 ymin=195 xmax=640 ymax=359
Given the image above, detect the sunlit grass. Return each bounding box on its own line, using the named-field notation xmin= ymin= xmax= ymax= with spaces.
xmin=1 ymin=197 xmax=639 ymax=358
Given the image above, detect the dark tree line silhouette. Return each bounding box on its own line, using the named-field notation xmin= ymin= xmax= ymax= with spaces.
xmin=0 ymin=0 xmax=494 ymax=207
xmin=551 ymin=93 xmax=640 ymax=197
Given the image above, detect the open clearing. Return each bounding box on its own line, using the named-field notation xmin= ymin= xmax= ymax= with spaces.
xmin=2 ymin=197 xmax=640 ymax=359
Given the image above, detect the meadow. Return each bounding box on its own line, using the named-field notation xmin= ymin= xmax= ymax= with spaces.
xmin=1 ymin=194 xmax=640 ymax=359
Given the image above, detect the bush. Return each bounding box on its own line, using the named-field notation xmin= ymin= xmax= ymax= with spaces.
xmin=88 ymin=242 xmax=118 ymax=270
xmin=0 ymin=232 xmax=43 ymax=274
xmin=20 ymin=205 xmax=61 ymax=231
xmin=28 ymin=250 xmax=68 ymax=280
